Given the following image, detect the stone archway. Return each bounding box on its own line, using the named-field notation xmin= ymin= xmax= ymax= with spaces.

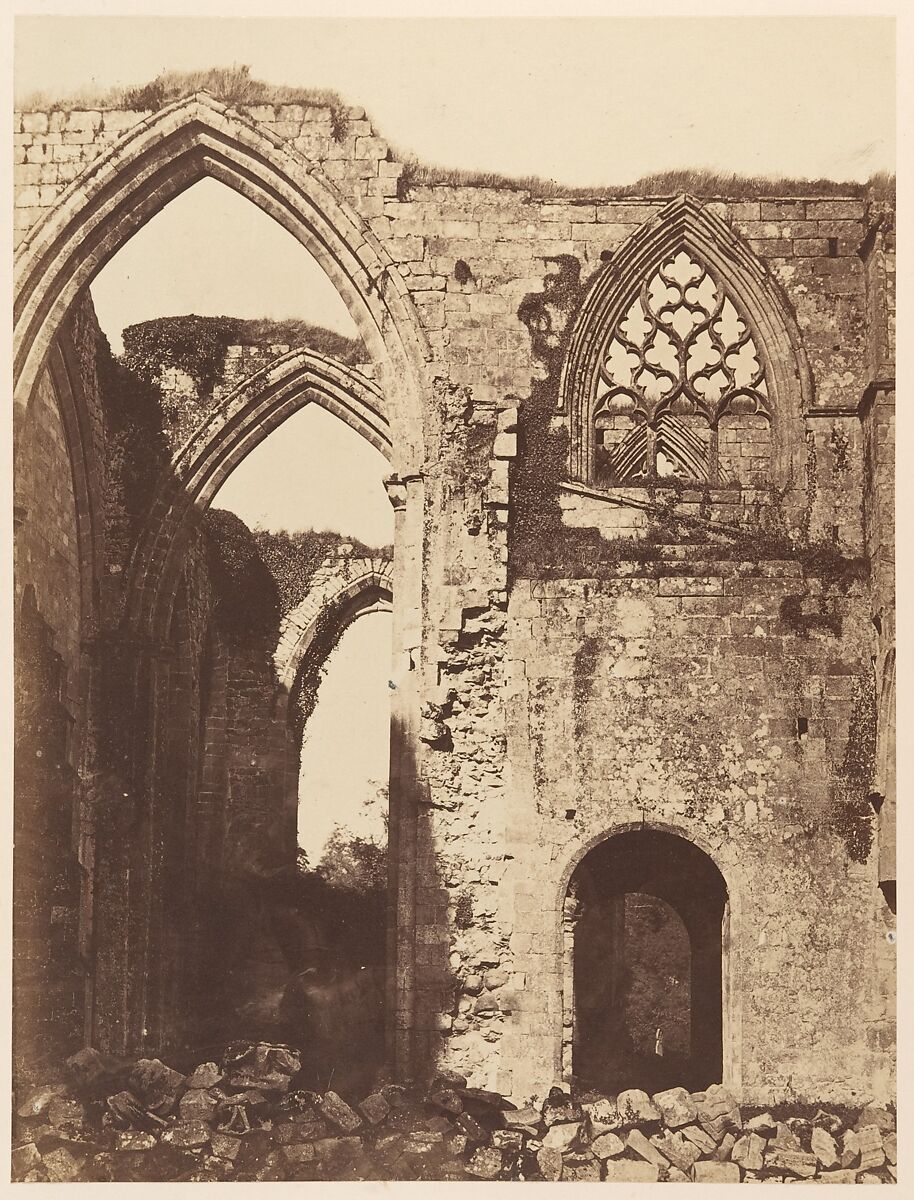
xmin=125 ymin=348 xmax=392 ymax=641
xmin=12 ymin=96 xmax=429 ymax=1066
xmin=13 ymin=93 xmax=427 ymax=470
xmin=563 ymin=828 xmax=729 ymax=1095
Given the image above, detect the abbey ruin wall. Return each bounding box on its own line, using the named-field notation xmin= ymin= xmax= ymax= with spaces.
xmin=13 ymin=93 xmax=895 ymax=1109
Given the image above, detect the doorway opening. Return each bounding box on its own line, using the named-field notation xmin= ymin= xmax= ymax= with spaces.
xmin=564 ymin=829 xmax=728 ymax=1094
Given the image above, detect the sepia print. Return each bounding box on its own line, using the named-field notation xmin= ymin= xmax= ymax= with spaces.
xmin=11 ymin=12 xmax=896 ymax=1185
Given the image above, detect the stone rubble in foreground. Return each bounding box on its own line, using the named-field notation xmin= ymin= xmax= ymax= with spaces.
xmin=11 ymin=1045 xmax=897 ymax=1183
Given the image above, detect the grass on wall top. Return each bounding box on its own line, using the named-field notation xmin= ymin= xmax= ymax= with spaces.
xmin=16 ymin=64 xmax=895 ymax=201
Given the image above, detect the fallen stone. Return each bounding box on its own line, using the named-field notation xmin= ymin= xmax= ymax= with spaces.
xmin=856 ymin=1106 xmax=894 ymax=1134
xmin=617 ymin=1087 xmax=662 ymax=1125
xmin=466 ymin=1146 xmax=502 ymax=1179
xmin=745 ymin=1111 xmax=778 ymax=1135
xmin=116 ymin=1131 xmax=157 ymax=1151
xmin=47 ymin=1096 xmax=86 ymax=1129
xmin=503 ymin=1104 xmax=541 ymax=1130
xmin=818 ymin=1169 xmax=859 ymax=1183
xmin=447 ymin=1132 xmax=468 ymax=1156
xmin=770 ymin=1121 xmax=803 ymax=1151
xmin=11 ymin=1142 xmax=42 ymax=1175
xmin=652 ymin=1129 xmax=702 ymax=1173
xmin=651 ymin=1086 xmax=698 ymax=1128
xmin=358 ymin=1092 xmax=390 ymax=1124
xmin=186 ymin=1062 xmax=223 ymax=1090
xmin=161 ymin=1121 xmax=211 ymax=1149
xmin=282 ymin=1142 xmax=316 ymax=1167
xmin=626 ymin=1127 xmax=669 ymax=1168
xmin=456 ymin=1112 xmax=487 ymax=1142
xmin=582 ymin=1096 xmax=621 ymax=1131
xmin=858 ymin=1173 xmax=884 ymax=1184
xmin=541 ymin=1121 xmax=580 ymax=1152
xmin=841 ymin=1128 xmax=861 ymax=1168
xmin=666 ymin=1165 xmax=690 ymax=1183
xmin=811 ymin=1125 xmax=839 ymax=1168
xmin=764 ymin=1148 xmax=818 ymax=1178
xmin=857 ymin=1125 xmax=885 ymax=1170
xmin=692 ymin=1160 xmax=741 ymax=1183
xmin=542 ymin=1094 xmax=582 ymax=1127
xmin=603 ymin=1160 xmax=659 ymax=1182
xmin=732 ymin=1131 xmax=766 ymax=1172
xmin=66 ymin=1046 xmax=127 ymax=1092
xmin=681 ymin=1123 xmax=718 ymax=1154
xmin=129 ymin=1059 xmax=186 ymax=1115
xmin=319 ymin=1091 xmax=361 ymax=1133
xmin=536 ymin=1146 xmax=563 ymax=1181
xmin=41 ymin=1145 xmax=81 ymax=1182
xmin=693 ymin=1084 xmax=742 ymax=1141
xmin=106 ymin=1090 xmax=167 ymax=1130
xmin=210 ymin=1131 xmax=243 ymax=1161
xmin=591 ymin=1131 xmax=625 ymax=1159
xmin=563 ymin=1155 xmax=600 ymax=1181
xmin=491 ymin=1129 xmax=523 ymax=1153
xmin=16 ymin=1083 xmax=69 ymax=1118
xmin=712 ymin=1131 xmax=737 ymax=1161
xmin=432 ymin=1068 xmax=468 ymax=1090
xmin=313 ymin=1136 xmax=361 ymax=1164
xmin=883 ymin=1132 xmax=897 ymax=1164
xmin=429 ymin=1088 xmax=463 ymax=1115
xmin=224 ymin=1044 xmax=300 ymax=1093
xmin=179 ymin=1088 xmax=218 ymax=1123
xmin=886 ymin=1163 xmax=897 ymax=1182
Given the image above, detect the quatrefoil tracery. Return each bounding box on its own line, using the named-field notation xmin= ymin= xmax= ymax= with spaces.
xmin=593 ymin=250 xmax=770 ymax=431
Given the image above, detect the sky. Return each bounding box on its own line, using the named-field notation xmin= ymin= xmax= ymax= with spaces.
xmin=13 ymin=10 xmax=897 ymax=858
xmin=14 ymin=15 xmax=896 ymax=184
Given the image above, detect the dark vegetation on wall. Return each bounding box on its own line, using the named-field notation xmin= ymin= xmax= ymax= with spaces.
xmin=122 ymin=315 xmax=363 ymax=393
xmin=255 ymin=528 xmax=391 ymax=617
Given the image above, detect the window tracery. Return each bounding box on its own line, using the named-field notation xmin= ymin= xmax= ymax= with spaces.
xmin=590 ymin=250 xmax=771 ymax=485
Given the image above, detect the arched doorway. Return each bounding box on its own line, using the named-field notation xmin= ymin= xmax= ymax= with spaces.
xmin=564 ymin=829 xmax=728 ymax=1094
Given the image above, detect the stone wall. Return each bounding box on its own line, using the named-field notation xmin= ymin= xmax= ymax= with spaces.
xmin=12 ymin=93 xmax=895 ymax=1107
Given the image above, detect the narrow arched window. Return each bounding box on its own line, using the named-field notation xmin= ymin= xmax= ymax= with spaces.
xmin=590 ymin=249 xmax=771 ymax=487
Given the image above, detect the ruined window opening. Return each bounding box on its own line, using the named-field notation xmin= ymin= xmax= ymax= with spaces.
xmin=564 ymin=829 xmax=727 ymax=1094
xmin=590 ymin=249 xmax=772 ymax=487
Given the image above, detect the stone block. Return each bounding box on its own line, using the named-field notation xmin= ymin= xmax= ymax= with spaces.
xmin=617 ymin=1087 xmax=662 ymax=1124
xmin=856 ymin=1125 xmax=885 ymax=1170
xmin=536 ymin=1146 xmax=563 ymax=1180
xmin=811 ymin=1125 xmax=839 ymax=1168
xmin=563 ymin=1155 xmax=601 ymax=1181
xmin=764 ymin=1148 xmax=819 ymax=1177
xmin=466 ymin=1146 xmax=502 ymax=1178
xmin=692 ymin=1160 xmax=741 ymax=1183
xmin=591 ymin=1131 xmax=625 ymax=1159
xmin=541 ymin=1121 xmax=580 ymax=1151
xmin=732 ymin=1132 xmax=767 ymax=1172
xmin=603 ymin=1160 xmax=660 ymax=1182
xmin=651 ymin=1129 xmax=702 ymax=1172
xmin=359 ymin=1092 xmax=391 ymax=1124
xmin=651 ymin=1086 xmax=697 ymax=1127
xmin=41 ymin=1145 xmax=80 ymax=1182
xmin=681 ymin=1124 xmax=718 ymax=1154
xmin=319 ymin=1091 xmax=362 ymax=1133
xmin=11 ymin=1143 xmax=42 ymax=1176
xmin=818 ymin=1169 xmax=860 ymax=1183
xmin=626 ymin=1127 xmax=668 ymax=1168
xmin=22 ymin=111 xmax=49 ymax=133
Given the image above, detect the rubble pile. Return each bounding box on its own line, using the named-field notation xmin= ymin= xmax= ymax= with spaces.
xmin=11 ymin=1048 xmax=898 ymax=1183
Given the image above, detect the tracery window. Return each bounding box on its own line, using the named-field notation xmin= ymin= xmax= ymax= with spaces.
xmin=591 ymin=250 xmax=771 ymax=486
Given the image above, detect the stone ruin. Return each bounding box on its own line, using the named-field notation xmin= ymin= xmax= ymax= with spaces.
xmin=13 ymin=86 xmax=895 ymax=1181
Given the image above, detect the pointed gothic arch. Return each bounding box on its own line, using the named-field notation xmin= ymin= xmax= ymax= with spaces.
xmin=13 ymin=92 xmax=426 ymax=472
xmin=560 ymin=194 xmax=812 ymax=486
xmin=124 ymin=348 xmax=392 ymax=639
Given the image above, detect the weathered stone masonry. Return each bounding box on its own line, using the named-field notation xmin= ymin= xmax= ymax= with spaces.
xmin=13 ymin=92 xmax=894 ymax=1106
